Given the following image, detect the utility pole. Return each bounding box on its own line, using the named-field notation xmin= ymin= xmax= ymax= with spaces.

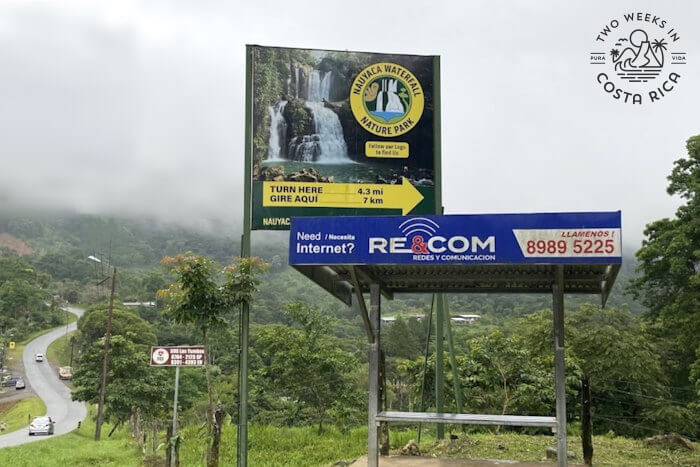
xmin=69 ymin=336 xmax=75 ymax=368
xmin=95 ymin=266 xmax=117 ymax=441
xmin=0 ymin=338 xmax=5 ymax=377
xmin=170 ymin=366 xmax=180 ymax=467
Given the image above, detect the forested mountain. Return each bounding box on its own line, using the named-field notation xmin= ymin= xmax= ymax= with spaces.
xmin=0 ymin=214 xmax=643 ymax=319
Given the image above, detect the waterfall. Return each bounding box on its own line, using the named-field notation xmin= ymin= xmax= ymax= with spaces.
xmin=371 ymin=79 xmax=404 ymax=121
xmin=385 ymin=79 xmax=404 ymax=113
xmin=266 ymin=101 xmax=287 ymax=160
xmin=289 ymin=135 xmax=320 ymax=162
xmin=307 ymin=70 xmax=333 ymax=103
xmin=376 ymin=80 xmax=385 ymax=112
xmin=304 ymin=70 xmax=349 ymax=162
xmin=294 ymin=66 xmax=300 ymax=98
xmin=265 ymin=69 xmax=350 ymax=163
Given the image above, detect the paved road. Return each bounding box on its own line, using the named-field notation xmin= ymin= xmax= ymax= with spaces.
xmin=0 ymin=307 xmax=87 ymax=448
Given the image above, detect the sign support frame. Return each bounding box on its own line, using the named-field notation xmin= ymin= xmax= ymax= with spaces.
xmin=237 ymin=44 xmax=254 ymax=467
xmin=431 ymin=55 xmax=450 ymax=440
xmin=367 ymin=284 xmax=381 ymax=467
xmin=289 ymin=212 xmax=621 ymax=467
xmin=553 ymin=265 xmax=568 ymax=467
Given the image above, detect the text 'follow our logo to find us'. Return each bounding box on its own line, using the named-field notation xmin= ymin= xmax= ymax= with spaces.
xmin=590 ymin=12 xmax=687 ymax=105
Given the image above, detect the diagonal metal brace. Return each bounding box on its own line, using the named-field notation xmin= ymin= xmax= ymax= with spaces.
xmin=349 ymin=266 xmax=375 ymax=343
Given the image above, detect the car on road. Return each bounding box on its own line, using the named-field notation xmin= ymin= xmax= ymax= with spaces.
xmin=28 ymin=416 xmax=54 ymax=436
xmin=1 ymin=376 xmax=21 ymax=387
xmin=15 ymin=377 xmax=25 ymax=390
xmin=35 ymin=353 xmax=44 ymax=362
xmin=58 ymin=366 xmax=72 ymax=380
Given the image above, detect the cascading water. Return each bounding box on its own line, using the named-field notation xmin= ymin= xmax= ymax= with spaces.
xmin=385 ymin=79 xmax=404 ymax=113
xmin=376 ymin=80 xmax=385 ymax=112
xmin=266 ymin=101 xmax=287 ymax=160
xmin=294 ymin=66 xmax=300 ymax=98
xmin=265 ymin=68 xmax=350 ymax=163
xmin=303 ymin=70 xmax=349 ymax=162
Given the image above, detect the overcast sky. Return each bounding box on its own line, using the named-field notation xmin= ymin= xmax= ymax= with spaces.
xmin=1 ymin=0 xmax=698 ymax=245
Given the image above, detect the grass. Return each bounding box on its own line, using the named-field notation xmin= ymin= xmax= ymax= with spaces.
xmin=178 ymin=420 xmax=392 ymax=466
xmin=0 ymin=407 xmax=141 ymax=466
xmin=176 ymin=422 xmax=699 ymax=466
xmin=427 ymin=431 xmax=700 ymax=465
xmin=0 ymin=417 xmax=697 ymax=466
xmin=46 ymin=330 xmax=76 ymax=368
xmin=0 ymin=397 xmax=46 ymax=434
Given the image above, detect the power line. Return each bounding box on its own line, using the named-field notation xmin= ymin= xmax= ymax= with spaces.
xmin=596 ymin=386 xmax=689 ymax=406
xmin=596 ymin=377 xmax=696 ymax=394
xmin=595 ymin=415 xmax=699 ymax=442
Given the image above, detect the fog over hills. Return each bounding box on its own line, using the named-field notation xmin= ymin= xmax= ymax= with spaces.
xmin=2 ymin=1 xmax=698 ymax=246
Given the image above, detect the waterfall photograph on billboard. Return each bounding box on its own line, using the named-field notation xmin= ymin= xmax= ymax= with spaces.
xmin=247 ymin=45 xmax=438 ymax=230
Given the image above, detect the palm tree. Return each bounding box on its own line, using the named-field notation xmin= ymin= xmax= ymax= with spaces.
xmin=651 ymin=38 xmax=667 ymax=66
xmin=398 ymin=87 xmax=410 ymax=110
xmin=610 ymin=49 xmax=620 ymax=61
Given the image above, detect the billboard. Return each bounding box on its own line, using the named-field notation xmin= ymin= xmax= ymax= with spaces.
xmin=247 ymin=45 xmax=439 ymax=230
xmin=289 ymin=212 xmax=622 ymax=265
xmin=150 ymin=346 xmax=206 ymax=367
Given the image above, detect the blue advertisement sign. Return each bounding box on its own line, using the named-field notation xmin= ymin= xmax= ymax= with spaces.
xmin=289 ymin=212 xmax=622 ymax=265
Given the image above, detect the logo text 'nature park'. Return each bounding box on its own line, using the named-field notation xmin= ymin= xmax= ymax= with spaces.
xmin=590 ymin=12 xmax=687 ymax=105
xmin=350 ymin=62 xmax=424 ymax=136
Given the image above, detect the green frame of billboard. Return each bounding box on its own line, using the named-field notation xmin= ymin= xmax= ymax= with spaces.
xmin=237 ymin=44 xmax=446 ymax=466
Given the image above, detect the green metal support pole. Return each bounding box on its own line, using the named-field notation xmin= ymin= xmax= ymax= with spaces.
xmin=237 ymin=45 xmax=254 ymax=467
xmin=435 ymin=293 xmax=445 ymax=439
xmin=416 ymin=294 xmax=435 ymax=443
xmin=433 ymin=56 xmax=442 ymax=202
xmin=444 ymin=298 xmax=463 ymax=415
xmin=432 ymin=55 xmax=445 ymax=440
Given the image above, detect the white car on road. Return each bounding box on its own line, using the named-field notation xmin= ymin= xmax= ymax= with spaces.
xmin=28 ymin=416 xmax=54 ymax=436
xmin=35 ymin=353 xmax=44 ymax=362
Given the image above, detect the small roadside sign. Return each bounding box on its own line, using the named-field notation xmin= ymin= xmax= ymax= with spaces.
xmin=150 ymin=346 xmax=205 ymax=367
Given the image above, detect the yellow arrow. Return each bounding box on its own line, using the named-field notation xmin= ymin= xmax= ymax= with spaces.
xmin=262 ymin=176 xmax=424 ymax=215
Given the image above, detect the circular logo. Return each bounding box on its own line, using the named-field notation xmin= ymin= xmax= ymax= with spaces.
xmin=350 ymin=62 xmax=424 ymax=137
xmin=589 ymin=13 xmax=686 ymax=105
xmin=152 ymin=348 xmax=169 ymax=365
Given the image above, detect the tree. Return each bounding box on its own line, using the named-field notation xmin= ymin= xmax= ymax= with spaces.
xmin=399 ymin=330 xmax=556 ymax=423
xmin=72 ymin=305 xmax=169 ymax=437
xmin=73 ymin=335 xmax=169 ymax=430
xmin=465 ymin=331 xmax=556 ymax=428
xmin=519 ymin=304 xmax=667 ymax=464
xmin=631 ymin=135 xmax=700 ymax=394
xmin=651 ymin=39 xmax=668 ymax=65
xmin=383 ymin=316 xmax=423 ymax=360
xmin=158 ymin=253 xmax=267 ymax=467
xmin=0 ymin=279 xmax=46 ymax=320
xmin=0 ymin=257 xmax=54 ymax=339
xmin=77 ymin=304 xmax=157 ymax=347
xmin=253 ymin=301 xmax=364 ymax=434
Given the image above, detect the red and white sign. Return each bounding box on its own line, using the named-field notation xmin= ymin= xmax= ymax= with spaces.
xmin=512 ymin=228 xmax=621 ymax=258
xmin=150 ymin=346 xmax=206 ymax=367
